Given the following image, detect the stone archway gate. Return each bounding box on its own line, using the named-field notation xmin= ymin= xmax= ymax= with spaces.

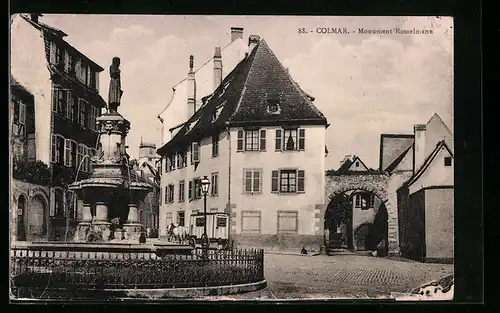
xmin=322 ymin=172 xmax=399 ymax=256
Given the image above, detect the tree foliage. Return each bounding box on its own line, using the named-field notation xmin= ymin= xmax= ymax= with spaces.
xmin=12 ymin=158 xmax=51 ymax=186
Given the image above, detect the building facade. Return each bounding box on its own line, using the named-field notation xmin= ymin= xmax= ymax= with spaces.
xmin=132 ymin=140 xmax=161 ymax=236
xmin=395 ymin=114 xmax=454 ymax=263
xmin=10 ymin=14 xmax=107 ymax=241
xmin=157 ymin=35 xmax=328 ymax=248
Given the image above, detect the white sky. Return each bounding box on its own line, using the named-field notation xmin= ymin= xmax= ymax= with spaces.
xmin=36 ymin=15 xmax=453 ymax=169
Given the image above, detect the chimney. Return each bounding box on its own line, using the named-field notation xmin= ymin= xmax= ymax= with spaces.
xmin=248 ymin=35 xmax=260 ymax=53
xmin=30 ymin=13 xmax=42 ymax=24
xmin=213 ymin=47 xmax=223 ymax=90
xmin=187 ymin=55 xmax=196 ymax=119
xmin=230 ymin=27 xmax=244 ymax=42
xmin=413 ymin=124 xmax=426 ymax=172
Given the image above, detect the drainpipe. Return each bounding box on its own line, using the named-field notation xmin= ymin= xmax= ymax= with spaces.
xmin=225 ymin=122 xmax=232 ymax=243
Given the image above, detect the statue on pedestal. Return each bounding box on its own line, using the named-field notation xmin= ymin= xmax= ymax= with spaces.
xmin=108 ymin=57 xmax=123 ymax=113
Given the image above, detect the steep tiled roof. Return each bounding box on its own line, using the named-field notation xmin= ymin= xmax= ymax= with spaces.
xmin=334 ymin=155 xmax=372 ymax=174
xmin=158 ymin=39 xmax=327 ymax=154
xmin=406 ymin=140 xmax=453 ymax=187
xmin=379 ymin=134 xmax=414 ymax=171
xmin=10 ymin=76 xmax=33 ymax=97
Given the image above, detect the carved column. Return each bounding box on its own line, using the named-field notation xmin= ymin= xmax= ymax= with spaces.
xmin=76 ymin=202 xmax=92 ymax=242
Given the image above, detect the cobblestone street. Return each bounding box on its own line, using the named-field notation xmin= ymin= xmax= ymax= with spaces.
xmin=199 ymin=252 xmax=454 ymax=300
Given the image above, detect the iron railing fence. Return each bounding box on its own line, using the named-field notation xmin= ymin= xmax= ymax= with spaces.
xmin=10 ymin=246 xmax=264 ymax=292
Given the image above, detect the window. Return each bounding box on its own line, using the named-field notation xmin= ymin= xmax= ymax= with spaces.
xmin=195 ymin=216 xmax=205 ymax=227
xmin=267 ymin=99 xmax=280 ymax=114
xmin=273 ymin=169 xmax=305 ymax=193
xmin=167 ymin=155 xmax=174 ymax=171
xmin=444 ymin=156 xmax=452 ymax=167
xmin=188 ymin=181 xmax=193 ymax=200
xmin=237 ymin=130 xmax=244 ymax=151
xmin=284 ymin=129 xmax=298 ymax=150
xmin=194 ymin=178 xmax=202 ymax=199
xmin=244 ymin=169 xmax=261 ymax=194
xmin=277 ymin=211 xmax=298 ymax=233
xmin=64 ymin=139 xmax=77 ymax=167
xmin=69 ymin=93 xmax=78 ymax=123
xmin=275 ymin=128 xmax=305 ymax=151
xmin=164 ymin=187 xmax=168 ymax=204
xmin=177 ymin=211 xmax=185 ymax=227
xmin=245 ymin=130 xmax=259 ymax=151
xmin=212 ymin=133 xmax=219 ymax=157
xmin=51 ymin=134 xmax=65 ymax=164
xmin=179 ymin=180 xmax=185 ymax=202
xmin=182 ymin=150 xmax=188 ymax=167
xmin=89 ymin=106 xmax=100 ymax=131
xmin=211 ymin=172 xmax=218 ymax=196
xmin=354 ymin=194 xmax=361 ymax=208
xmin=77 ymin=60 xmax=88 ymax=84
xmin=167 ymin=184 xmax=175 ymax=203
xmin=52 ymin=85 xmax=67 ymax=116
xmin=12 ymin=99 xmax=26 ymax=136
xmin=94 ymin=72 xmax=100 ymax=92
xmin=176 ymin=152 xmax=182 ymax=168
xmin=79 ymin=99 xmax=88 ymax=127
xmin=192 ymin=142 xmax=200 ymax=163
xmin=241 ymin=211 xmax=261 ymax=233
xmin=280 ymin=170 xmax=297 ymax=193
xmin=55 ymin=46 xmax=63 ymax=66
xmin=64 ymin=52 xmax=74 ymax=74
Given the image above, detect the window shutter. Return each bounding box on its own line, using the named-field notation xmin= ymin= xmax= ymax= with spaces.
xmin=75 ymin=59 xmax=82 ymax=81
xmin=51 ymin=134 xmax=56 ymax=163
xmin=192 ymin=142 xmax=200 ymax=163
xmin=275 ymin=129 xmax=282 ymax=150
xmin=166 ymin=157 xmax=170 ymax=172
xmin=66 ymin=91 xmax=72 ymax=119
xmin=64 ymin=139 xmax=71 ymax=167
xmin=64 ymin=50 xmax=70 ymax=72
xmin=49 ymin=42 xmax=56 ymax=64
xmin=188 ymin=181 xmax=193 ymax=200
xmin=19 ymin=102 xmax=26 ymax=125
xmin=271 ymin=170 xmax=279 ymax=192
xmin=95 ymin=73 xmax=99 ymax=92
xmin=237 ymin=130 xmax=244 ymax=151
xmin=297 ymin=170 xmax=305 ymax=192
xmin=52 ymin=86 xmax=58 ymax=112
xmin=298 ymin=129 xmax=306 ymax=150
xmin=164 ymin=187 xmax=168 ymax=204
xmin=259 ymin=129 xmax=266 ymax=151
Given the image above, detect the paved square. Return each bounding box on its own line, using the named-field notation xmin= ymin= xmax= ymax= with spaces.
xmin=198 ymin=252 xmax=453 ymax=300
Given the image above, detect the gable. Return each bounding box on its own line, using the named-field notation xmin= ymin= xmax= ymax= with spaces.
xmin=408 ymin=143 xmax=453 ymax=195
xmin=348 ymin=157 xmax=369 ymax=172
xmin=425 ymin=114 xmax=453 ymax=156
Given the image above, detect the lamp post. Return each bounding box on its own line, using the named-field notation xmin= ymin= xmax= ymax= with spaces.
xmin=200 ymin=176 xmax=211 ymax=257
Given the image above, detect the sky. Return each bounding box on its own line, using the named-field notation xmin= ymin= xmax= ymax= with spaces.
xmin=35 ymin=15 xmax=453 ymax=169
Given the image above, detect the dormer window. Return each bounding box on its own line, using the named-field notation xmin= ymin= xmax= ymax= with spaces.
xmin=212 ymin=105 xmax=224 ymax=123
xmin=267 ymin=99 xmax=281 ymax=115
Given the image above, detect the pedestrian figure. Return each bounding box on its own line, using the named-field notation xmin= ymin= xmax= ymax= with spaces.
xmin=301 ymin=246 xmax=308 ymax=254
xmin=139 ymin=232 xmax=146 ymax=244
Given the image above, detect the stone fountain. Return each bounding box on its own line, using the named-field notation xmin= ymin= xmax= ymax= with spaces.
xmin=69 ymin=57 xmax=153 ymax=242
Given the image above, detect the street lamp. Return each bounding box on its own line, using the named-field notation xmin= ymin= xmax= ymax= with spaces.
xmin=200 ymin=176 xmax=210 ymax=256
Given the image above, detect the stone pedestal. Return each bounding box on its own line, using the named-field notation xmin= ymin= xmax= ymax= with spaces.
xmin=123 ymin=203 xmax=143 ymax=241
xmin=76 ymin=203 xmax=93 ymax=241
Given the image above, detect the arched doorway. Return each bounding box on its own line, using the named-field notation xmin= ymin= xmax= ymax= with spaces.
xmin=324 ymin=190 xmax=388 ymax=255
xmin=354 ymin=223 xmax=373 ymax=251
xmin=17 ymin=195 xmax=27 ymax=241
xmin=28 ymin=194 xmax=47 ymax=241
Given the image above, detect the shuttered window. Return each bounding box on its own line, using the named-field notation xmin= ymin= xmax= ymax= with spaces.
xmin=298 ymin=129 xmax=306 ymax=150
xmin=241 ymin=211 xmax=261 ymax=233
xmin=244 ymin=169 xmax=261 ymax=193
xmin=277 ymin=211 xmax=298 ymax=233
xmin=259 ymin=129 xmax=266 ymax=151
xmin=275 ymin=129 xmax=282 ymax=150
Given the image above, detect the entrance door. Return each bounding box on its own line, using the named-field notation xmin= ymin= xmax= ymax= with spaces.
xmin=28 ymin=195 xmax=47 ymax=241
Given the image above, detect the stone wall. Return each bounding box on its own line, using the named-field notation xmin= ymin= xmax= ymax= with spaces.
xmin=324 ymin=172 xmax=403 ymax=255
